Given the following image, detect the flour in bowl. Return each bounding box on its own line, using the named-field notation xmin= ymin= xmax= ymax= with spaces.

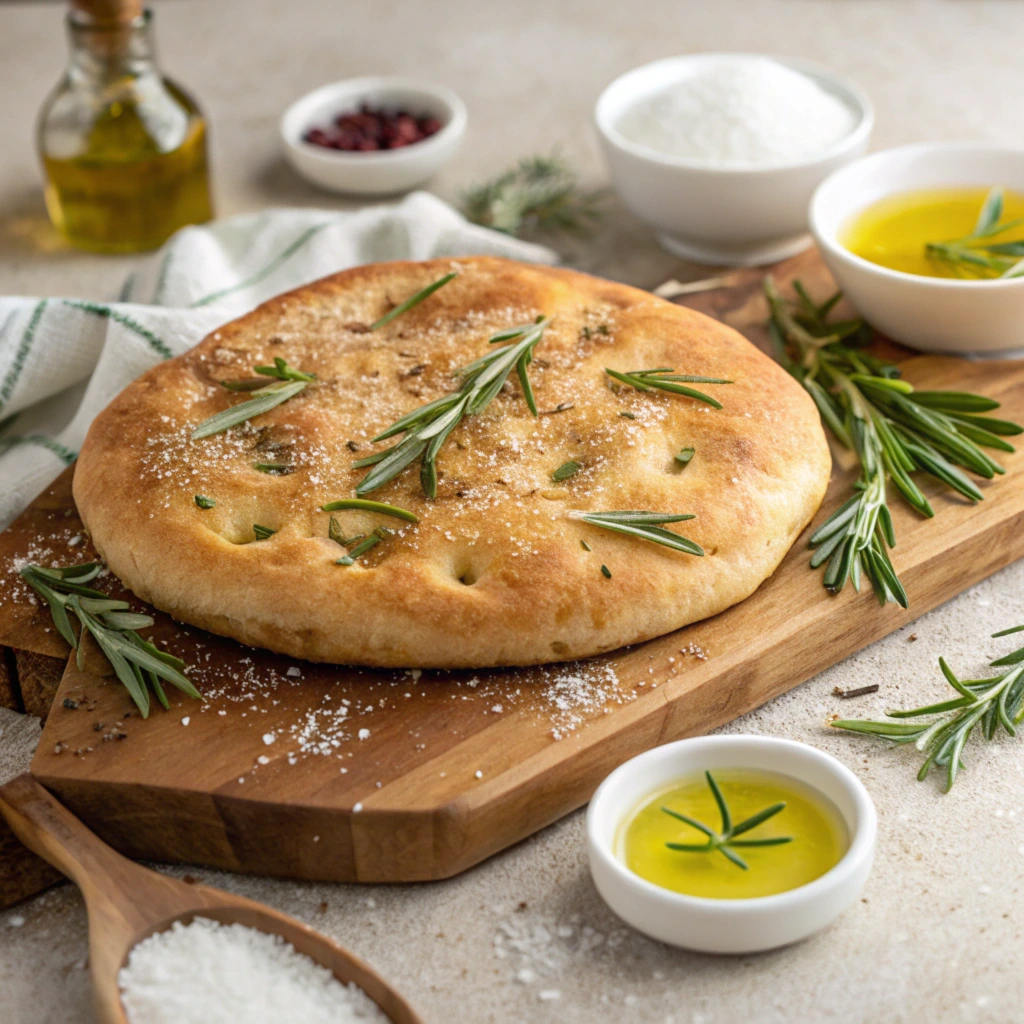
xmin=616 ymin=57 xmax=857 ymax=168
xmin=119 ymin=917 xmax=389 ymax=1024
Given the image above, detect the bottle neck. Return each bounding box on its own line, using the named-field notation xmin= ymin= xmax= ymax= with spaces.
xmin=66 ymin=8 xmax=156 ymax=85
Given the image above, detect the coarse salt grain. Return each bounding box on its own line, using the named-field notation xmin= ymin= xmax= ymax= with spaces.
xmin=617 ymin=57 xmax=856 ymax=168
xmin=118 ymin=918 xmax=387 ymax=1024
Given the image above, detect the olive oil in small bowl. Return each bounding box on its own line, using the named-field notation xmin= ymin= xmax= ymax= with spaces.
xmin=842 ymin=187 xmax=1024 ymax=280
xmin=587 ymin=736 xmax=876 ymax=954
xmin=622 ymin=769 xmax=847 ymax=901
xmin=809 ymin=142 xmax=1024 ymax=354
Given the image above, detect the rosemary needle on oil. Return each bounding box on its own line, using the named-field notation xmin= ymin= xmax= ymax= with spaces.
xmin=925 ymin=187 xmax=1024 ymax=279
xmin=663 ymin=771 xmax=791 ymax=871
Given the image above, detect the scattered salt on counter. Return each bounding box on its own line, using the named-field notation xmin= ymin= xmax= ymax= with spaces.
xmin=119 ymin=917 xmax=388 ymax=1024
xmin=616 ymin=57 xmax=857 ymax=168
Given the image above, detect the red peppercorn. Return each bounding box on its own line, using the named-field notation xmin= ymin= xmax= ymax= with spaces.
xmin=304 ymin=104 xmax=443 ymax=152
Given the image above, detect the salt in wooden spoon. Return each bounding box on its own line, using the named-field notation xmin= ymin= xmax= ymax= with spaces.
xmin=0 ymin=774 xmax=424 ymax=1024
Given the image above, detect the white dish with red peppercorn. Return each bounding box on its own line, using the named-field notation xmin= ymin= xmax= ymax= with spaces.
xmin=281 ymin=76 xmax=466 ymax=195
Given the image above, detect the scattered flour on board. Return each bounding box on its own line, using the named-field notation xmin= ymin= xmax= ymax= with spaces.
xmin=118 ymin=917 xmax=387 ymax=1024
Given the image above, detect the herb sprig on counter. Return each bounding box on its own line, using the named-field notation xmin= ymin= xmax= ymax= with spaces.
xmin=461 ymin=152 xmax=604 ymax=237
xmin=832 ymin=624 xmax=1024 ymax=791
xmin=605 ymin=368 xmax=732 ymax=409
xmin=766 ymin=277 xmax=1021 ymax=607
xmin=570 ymin=510 xmax=703 ymax=556
xmin=925 ymin=187 xmax=1024 ymax=279
xmin=19 ymin=563 xmax=200 ymax=718
xmin=663 ymin=771 xmax=791 ymax=871
xmin=355 ymin=317 xmax=550 ymax=498
xmin=191 ymin=358 xmax=316 ymax=441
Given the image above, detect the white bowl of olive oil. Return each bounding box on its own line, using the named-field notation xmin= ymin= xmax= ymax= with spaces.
xmin=587 ymin=735 xmax=876 ymax=954
xmin=810 ymin=142 xmax=1024 ymax=354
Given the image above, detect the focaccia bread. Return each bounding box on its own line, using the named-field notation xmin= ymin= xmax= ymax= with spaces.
xmin=73 ymin=257 xmax=831 ymax=668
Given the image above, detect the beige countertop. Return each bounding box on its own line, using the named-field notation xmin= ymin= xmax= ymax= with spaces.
xmin=2 ymin=1 xmax=1024 ymax=1021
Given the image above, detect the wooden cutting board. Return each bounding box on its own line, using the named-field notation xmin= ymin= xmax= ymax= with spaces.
xmin=3 ymin=249 xmax=1024 ymax=902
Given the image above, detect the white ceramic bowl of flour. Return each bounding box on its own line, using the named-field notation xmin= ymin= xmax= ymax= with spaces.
xmin=595 ymin=54 xmax=873 ymax=266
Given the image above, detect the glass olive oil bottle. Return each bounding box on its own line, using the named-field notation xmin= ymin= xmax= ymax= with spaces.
xmin=37 ymin=0 xmax=213 ymax=253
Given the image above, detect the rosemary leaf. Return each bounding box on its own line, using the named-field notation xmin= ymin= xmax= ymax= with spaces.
xmin=552 ymin=460 xmax=581 ymax=482
xmin=191 ymin=379 xmax=308 ymax=441
xmin=321 ymin=498 xmax=419 ymax=523
xmin=254 ymin=461 xmax=294 ymax=475
xmin=253 ymin=356 xmax=316 ymax=382
xmin=370 ymin=272 xmax=457 ymax=331
xmin=605 ymin=368 xmax=732 ymax=409
xmin=194 ymin=495 xmax=215 ymax=509
xmin=675 ymin=447 xmax=695 ymax=466
xmin=571 ymin=510 xmax=703 ymax=556
xmin=600 ymin=564 xmax=612 ymax=579
xmin=253 ymin=524 xmax=276 ymax=540
xmin=336 ymin=534 xmax=381 ymax=566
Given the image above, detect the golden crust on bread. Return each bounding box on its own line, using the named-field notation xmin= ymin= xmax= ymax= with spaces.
xmin=73 ymin=257 xmax=830 ymax=668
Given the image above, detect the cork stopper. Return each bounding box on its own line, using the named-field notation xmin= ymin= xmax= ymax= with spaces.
xmin=70 ymin=0 xmax=144 ymax=24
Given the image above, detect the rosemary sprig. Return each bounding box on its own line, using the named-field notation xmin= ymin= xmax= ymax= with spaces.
xmin=569 ymin=510 xmax=703 ymax=556
xmin=370 ymin=272 xmax=457 ymax=331
xmin=605 ymin=368 xmax=732 ymax=409
xmin=663 ymin=771 xmax=792 ymax=870
xmin=460 ymin=152 xmax=604 ymax=237
xmin=925 ymin=187 xmax=1024 ymax=279
xmin=832 ymin=624 xmax=1024 ymax=791
xmin=355 ymin=317 xmax=550 ymax=497
xmin=18 ymin=563 xmax=200 ymax=719
xmin=192 ymin=358 xmax=315 ymax=441
xmin=766 ymin=277 xmax=1021 ymax=607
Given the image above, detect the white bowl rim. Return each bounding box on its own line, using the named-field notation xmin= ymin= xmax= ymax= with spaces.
xmin=280 ymin=75 xmax=467 ymax=165
xmin=810 ymin=140 xmax=1024 ymax=290
xmin=594 ymin=53 xmax=874 ymax=176
xmin=587 ymin=734 xmax=876 ymax=914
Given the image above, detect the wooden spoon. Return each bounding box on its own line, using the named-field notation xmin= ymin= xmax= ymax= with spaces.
xmin=0 ymin=773 xmax=424 ymax=1024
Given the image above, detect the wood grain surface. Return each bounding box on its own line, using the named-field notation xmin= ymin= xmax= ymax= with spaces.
xmin=2 ymin=250 xmax=1023 ymax=892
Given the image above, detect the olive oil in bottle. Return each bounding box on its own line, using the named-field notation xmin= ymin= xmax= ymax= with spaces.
xmin=37 ymin=0 xmax=213 ymax=253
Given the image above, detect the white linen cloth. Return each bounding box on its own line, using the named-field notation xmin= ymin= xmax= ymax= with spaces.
xmin=0 ymin=192 xmax=556 ymax=529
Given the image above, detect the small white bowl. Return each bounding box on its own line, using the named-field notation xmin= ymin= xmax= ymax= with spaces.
xmin=587 ymin=735 xmax=876 ymax=954
xmin=810 ymin=142 xmax=1024 ymax=355
xmin=594 ymin=54 xmax=873 ymax=266
xmin=280 ymin=76 xmax=467 ymax=196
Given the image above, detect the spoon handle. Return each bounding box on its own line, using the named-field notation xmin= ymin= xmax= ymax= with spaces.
xmin=0 ymin=774 xmax=131 ymax=895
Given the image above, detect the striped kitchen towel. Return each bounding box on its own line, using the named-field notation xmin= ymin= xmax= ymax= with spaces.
xmin=0 ymin=192 xmax=556 ymax=529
